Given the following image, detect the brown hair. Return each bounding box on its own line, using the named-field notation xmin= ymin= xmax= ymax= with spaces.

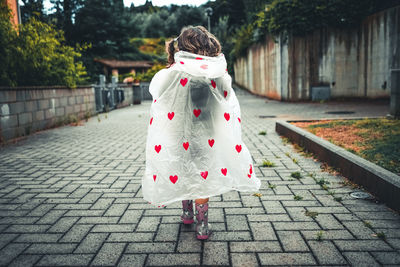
xmin=166 ymin=26 xmax=222 ymax=66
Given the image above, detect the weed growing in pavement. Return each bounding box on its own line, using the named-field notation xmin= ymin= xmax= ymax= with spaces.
xmin=291 ymin=171 xmax=302 ymax=179
xmin=259 ymin=131 xmax=267 ymax=135
xmin=375 ymin=232 xmax=386 ymax=240
xmin=316 ymin=178 xmax=330 ymax=186
xmin=316 ymin=231 xmax=324 ymax=241
xmin=268 ymin=184 xmax=276 ymax=189
xmin=305 ymin=210 xmax=319 ymax=219
xmin=333 ymin=196 xmax=343 ymax=202
xmin=363 ymin=221 xmax=373 ymax=229
xmin=261 ymin=160 xmax=276 ymax=167
xmin=294 ymin=195 xmax=303 ymax=201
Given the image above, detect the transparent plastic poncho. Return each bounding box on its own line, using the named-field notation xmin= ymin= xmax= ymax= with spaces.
xmin=142 ymin=51 xmax=261 ymax=206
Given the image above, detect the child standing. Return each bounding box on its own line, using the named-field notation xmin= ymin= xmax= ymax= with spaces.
xmin=142 ymin=26 xmax=261 ymax=240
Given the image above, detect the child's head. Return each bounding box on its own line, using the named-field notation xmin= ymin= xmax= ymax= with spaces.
xmin=166 ymin=26 xmax=222 ymax=66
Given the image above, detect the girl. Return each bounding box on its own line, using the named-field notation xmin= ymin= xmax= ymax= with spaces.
xmin=142 ymin=26 xmax=261 ymax=240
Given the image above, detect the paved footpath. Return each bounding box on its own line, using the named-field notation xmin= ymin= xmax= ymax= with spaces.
xmin=0 ymin=89 xmax=399 ymax=266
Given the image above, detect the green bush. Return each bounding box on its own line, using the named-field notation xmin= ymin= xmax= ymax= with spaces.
xmin=0 ymin=3 xmax=88 ymax=87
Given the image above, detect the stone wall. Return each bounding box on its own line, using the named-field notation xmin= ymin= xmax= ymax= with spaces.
xmin=0 ymin=86 xmax=96 ymax=143
xmin=234 ymin=6 xmax=400 ymax=101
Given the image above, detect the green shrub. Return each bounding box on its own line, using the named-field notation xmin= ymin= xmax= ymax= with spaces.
xmin=0 ymin=4 xmax=88 ymax=87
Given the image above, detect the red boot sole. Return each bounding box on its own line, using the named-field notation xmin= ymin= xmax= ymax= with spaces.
xmin=182 ymin=219 xmax=194 ymax=224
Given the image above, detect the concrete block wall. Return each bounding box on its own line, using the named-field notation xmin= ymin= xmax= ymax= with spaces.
xmin=234 ymin=6 xmax=400 ymax=101
xmin=0 ymin=86 xmax=96 ymax=143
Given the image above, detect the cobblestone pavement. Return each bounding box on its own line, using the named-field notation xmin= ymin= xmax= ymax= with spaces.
xmin=1 ymin=89 xmax=399 ymax=266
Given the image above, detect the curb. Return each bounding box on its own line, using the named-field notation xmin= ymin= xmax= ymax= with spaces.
xmin=275 ymin=120 xmax=400 ymax=212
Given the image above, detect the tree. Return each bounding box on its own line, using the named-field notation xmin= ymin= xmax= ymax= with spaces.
xmin=20 ymin=0 xmax=45 ymax=23
xmin=0 ymin=2 xmax=87 ymax=87
xmin=0 ymin=1 xmax=17 ymax=86
xmin=48 ymin=0 xmax=83 ymax=43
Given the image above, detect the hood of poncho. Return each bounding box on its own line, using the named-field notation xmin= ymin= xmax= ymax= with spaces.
xmin=172 ymin=51 xmax=227 ymax=79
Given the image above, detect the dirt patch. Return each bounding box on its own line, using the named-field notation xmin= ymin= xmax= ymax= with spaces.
xmin=291 ymin=118 xmax=400 ymax=175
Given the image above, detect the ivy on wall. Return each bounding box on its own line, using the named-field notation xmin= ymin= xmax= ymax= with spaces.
xmin=231 ymin=0 xmax=397 ymax=59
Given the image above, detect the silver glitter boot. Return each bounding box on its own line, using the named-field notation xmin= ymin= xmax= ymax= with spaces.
xmin=195 ymin=202 xmax=211 ymax=240
xmin=181 ymin=200 xmax=194 ymax=224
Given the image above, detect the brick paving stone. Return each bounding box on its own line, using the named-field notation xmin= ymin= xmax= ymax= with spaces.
xmin=74 ymin=233 xmax=108 ymax=253
xmin=308 ymin=240 xmax=347 ymax=265
xmin=59 ymin=224 xmax=93 ymax=242
xmin=249 ymin=222 xmax=277 ymax=240
xmin=14 ymin=233 xmax=62 ymax=243
xmin=127 ymin=242 xmax=175 ymax=253
xmin=36 ymin=254 xmax=93 ymax=266
xmin=177 ymin=232 xmax=202 ymax=252
xmin=343 ymin=252 xmax=381 ymax=266
xmin=273 ymin=221 xmax=321 ymax=230
xmin=90 ymin=242 xmax=126 ymax=266
xmin=146 ymin=253 xmax=201 ymax=266
xmin=210 ymin=231 xmax=252 ymax=241
xmin=226 ymin=215 xmax=249 ymax=231
xmin=231 ymin=253 xmax=259 ymax=267
xmin=0 ymin=243 xmax=29 ymax=266
xmin=334 ymin=240 xmax=393 ymax=251
xmin=136 ymin=216 xmax=160 ymax=232
xmin=258 ymin=252 xmax=317 ymax=265
xmin=107 ymin=232 xmax=153 ymax=242
xmin=230 ymin=241 xmax=281 ymax=252
xmin=0 ymin=89 xmax=398 ymax=266
xmin=277 ymin=231 xmax=309 ymax=251
xmin=8 ymin=254 xmax=42 ymax=267
xmin=91 ymin=224 xmax=136 ymax=232
xmin=203 ymin=242 xmax=230 ymax=265
xmin=154 ymin=223 xmax=180 ymax=241
xmin=371 ymin=251 xmax=400 ymax=265
xmin=25 ymin=243 xmax=77 ymax=254
xmin=117 ymin=254 xmax=146 ymax=267
xmin=48 ymin=216 xmax=79 ymax=233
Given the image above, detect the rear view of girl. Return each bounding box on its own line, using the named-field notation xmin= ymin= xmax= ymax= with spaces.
xmin=142 ymin=26 xmax=261 ymax=240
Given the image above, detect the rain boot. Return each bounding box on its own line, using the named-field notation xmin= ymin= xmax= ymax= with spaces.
xmin=195 ymin=202 xmax=211 ymax=240
xmin=181 ymin=200 xmax=194 ymax=224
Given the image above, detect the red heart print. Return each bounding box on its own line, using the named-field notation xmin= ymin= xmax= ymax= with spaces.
xmin=180 ymin=61 xmax=184 ymax=64
xmin=211 ymin=80 xmax=216 ymax=88
xmin=224 ymin=113 xmax=230 ymax=121
xmin=248 ymin=173 xmax=251 ymax=178
xmin=200 ymin=171 xmax=208 ymax=179
xmin=200 ymin=64 xmax=208 ymax=70
xmin=154 ymin=99 xmax=157 ymax=103
xmin=180 ymin=78 xmax=188 ymax=87
xmin=168 ymin=112 xmax=174 ymax=120
xmin=235 ymin=145 xmax=242 ymax=153
xmin=183 ymin=142 xmax=189 ymax=150
xmin=221 ymin=168 xmax=227 ymax=176
xmin=155 ymin=145 xmax=161 ymax=153
xmin=195 ymin=57 xmax=203 ymax=60
xmin=150 ymin=117 xmax=153 ymax=125
xmin=153 ymin=175 xmax=156 ymax=181
xmin=193 ymin=109 xmax=201 ymax=118
xmin=170 ymin=175 xmax=178 ymax=184
xmin=208 ymin=139 xmax=215 ymax=147
xmin=238 ymin=117 xmax=241 ymax=123
xmin=224 ymin=90 xmax=227 ymax=98
xmin=249 ymin=164 xmax=253 ymax=174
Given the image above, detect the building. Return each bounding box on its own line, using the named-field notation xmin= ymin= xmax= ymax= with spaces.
xmin=94 ymin=58 xmax=153 ymax=78
xmin=6 ymin=0 xmax=21 ymax=26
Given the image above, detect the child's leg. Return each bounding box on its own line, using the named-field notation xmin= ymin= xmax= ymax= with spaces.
xmin=195 ymin=198 xmax=209 ymax=204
